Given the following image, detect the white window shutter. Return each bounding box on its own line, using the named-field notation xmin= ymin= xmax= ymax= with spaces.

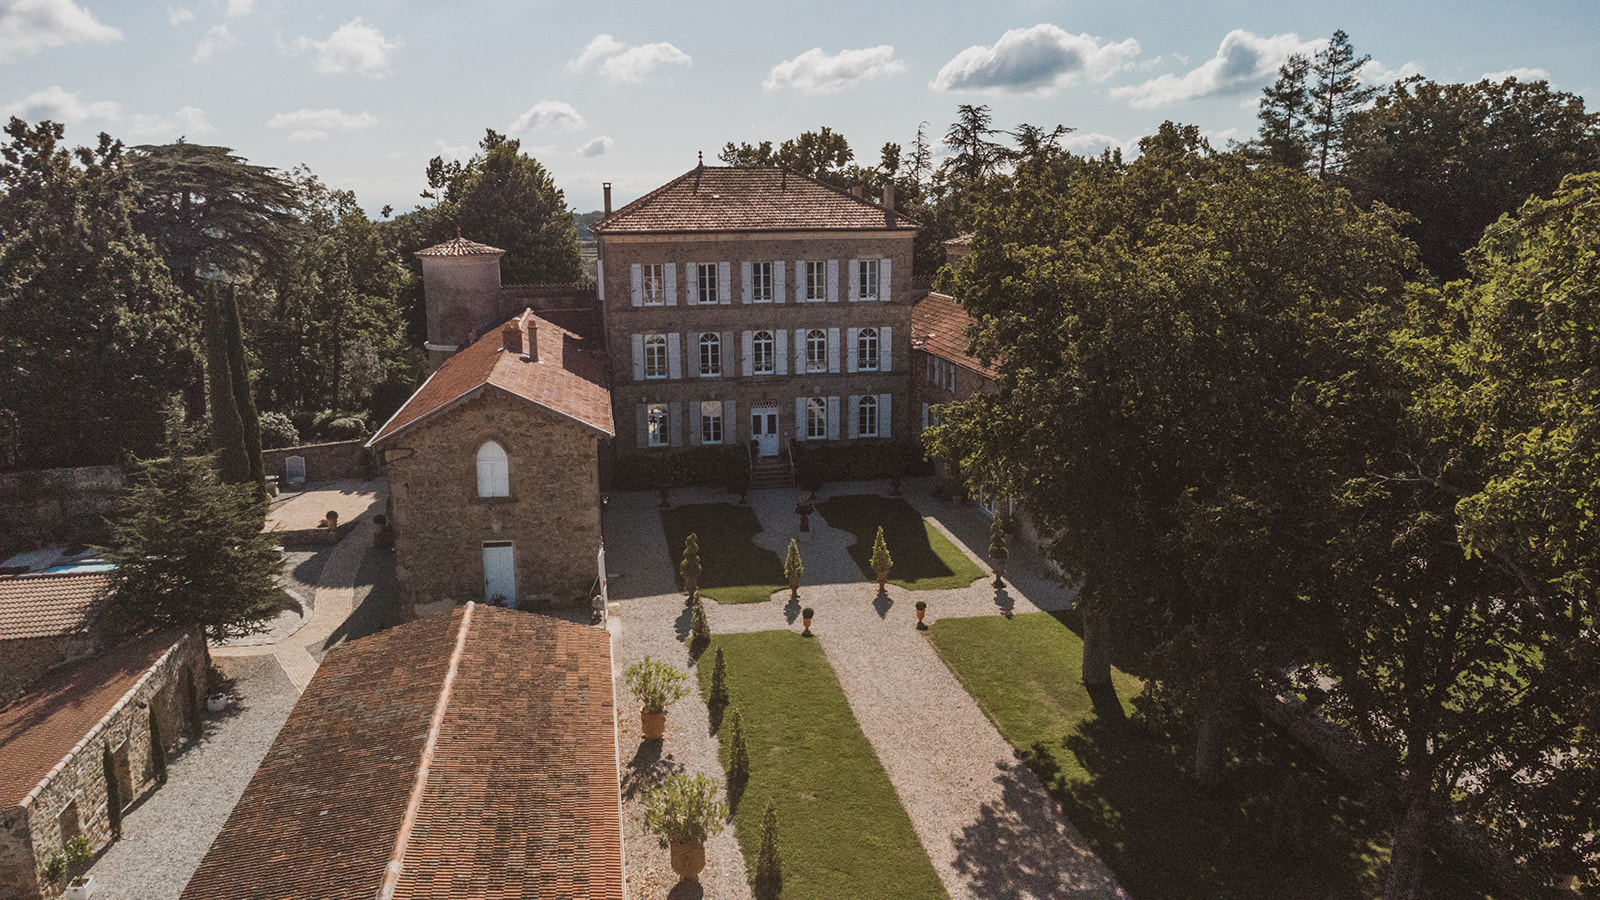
xmin=794 ymin=331 xmax=805 ymax=374
xmin=774 ymin=261 xmax=786 ymax=304
xmin=795 ymin=260 xmax=805 ymax=300
xmin=922 ymin=402 xmax=930 ymax=431
xmin=848 ymin=259 xmax=860 ymax=302
xmin=827 ymin=259 xmax=839 ymax=302
xmin=724 ymin=400 xmax=736 ymax=439
xmin=631 ymin=334 xmax=644 ymax=380
xmin=721 ymin=332 xmax=735 ymax=376
xmin=880 ymin=326 xmax=892 ymax=372
xmin=827 ymin=327 xmax=841 ymax=373
xmin=848 ymin=395 xmax=860 ymax=439
xmin=741 ymin=331 xmax=754 ymax=376
xmin=827 ymin=396 xmax=840 ymax=440
xmin=667 ymin=333 xmax=682 ymax=380
xmin=719 ymin=261 xmax=732 ymax=304
xmin=689 ymin=399 xmax=701 ymax=445
xmin=776 ymin=330 xmax=789 ymax=375
xmin=847 ymin=327 xmax=859 ymax=373
xmin=881 ymin=258 xmax=892 ymax=303
xmin=685 ymin=264 xmax=698 ymax=305
xmin=795 ymin=397 xmax=807 ymax=441
xmin=636 ymin=404 xmax=648 ymax=448
xmin=741 ymin=261 xmax=753 ymax=304
xmin=669 ymin=402 xmax=682 ymax=446
xmin=687 ymin=332 xmax=700 ymax=379
xmin=880 ymin=393 xmax=892 ymax=438
xmin=631 ymin=263 xmax=643 ymax=307
xmin=665 ymin=263 xmax=677 ymax=306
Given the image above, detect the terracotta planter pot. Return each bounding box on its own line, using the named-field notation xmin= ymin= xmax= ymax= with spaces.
xmin=876 ymin=571 xmax=889 ymax=592
xmin=670 ymin=841 xmax=707 ymax=880
xmin=916 ymin=608 xmax=926 ymax=625
xmin=787 ymin=576 xmax=800 ymax=600
xmin=641 ymin=711 xmax=667 ymax=740
xmin=801 ymin=615 xmax=813 ymax=636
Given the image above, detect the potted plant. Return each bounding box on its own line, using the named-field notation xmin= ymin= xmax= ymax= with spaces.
xmin=680 ymin=533 xmax=702 ymax=598
xmin=915 ymin=600 xmax=928 ymax=629
xmin=989 ymin=512 xmax=1009 ymax=588
xmin=624 ymin=656 xmax=690 ymax=740
xmin=869 ymin=526 xmax=893 ymax=592
xmin=783 ymin=539 xmax=803 ymax=600
xmin=207 ymin=692 xmax=228 ymax=712
xmin=801 ymin=607 xmax=815 ymax=637
xmin=643 ymin=773 xmax=728 ymax=882
xmin=65 ymin=874 xmax=95 ymax=900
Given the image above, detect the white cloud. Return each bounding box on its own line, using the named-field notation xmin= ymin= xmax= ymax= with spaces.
xmin=1111 ymin=29 xmax=1316 ymax=108
xmin=931 ymin=24 xmax=1139 ymax=95
xmin=225 ymin=0 xmax=252 ymax=17
xmin=432 ymin=138 xmax=471 ymax=161
xmin=0 ymin=0 xmax=122 ymax=63
xmin=576 ymin=135 xmax=613 ymax=157
xmin=568 ymin=34 xmax=691 ymax=83
xmin=267 ymin=107 xmax=378 ymax=142
xmin=764 ymin=45 xmax=906 ymax=94
xmin=293 ymin=17 xmax=400 ymax=76
xmin=1061 ymin=131 xmax=1132 ymax=158
xmin=568 ymin=33 xmax=623 ymax=72
xmin=1481 ymin=66 xmax=1550 ymax=83
xmin=1363 ymin=58 xmax=1424 ymax=85
xmin=508 ymin=100 xmax=586 ymax=133
xmin=127 ymin=105 xmax=215 ymax=138
xmin=167 ymin=6 xmax=193 ymax=26
xmin=2 ymin=84 xmax=119 ymax=123
xmin=192 ymin=23 xmax=233 ymax=63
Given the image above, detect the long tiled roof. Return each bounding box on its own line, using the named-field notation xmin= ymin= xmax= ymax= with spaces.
xmin=912 ymin=292 xmax=998 ymax=378
xmin=180 ymin=605 xmax=623 ymax=900
xmin=0 ymin=630 xmax=188 ymax=806
xmin=369 ymin=309 xmax=613 ymax=444
xmin=0 ymin=572 xmax=110 ymax=640
xmin=591 ymin=165 xmax=920 ymax=234
xmin=415 ymin=236 xmax=505 ymax=258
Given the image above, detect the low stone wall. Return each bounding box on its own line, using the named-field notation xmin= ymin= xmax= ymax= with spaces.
xmin=0 ymin=466 xmax=125 ymax=556
xmin=262 ymin=441 xmax=370 ymax=486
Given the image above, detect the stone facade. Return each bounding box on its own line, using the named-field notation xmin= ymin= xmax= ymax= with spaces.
xmin=0 ymin=629 xmax=204 ymax=900
xmin=383 ymin=389 xmax=604 ymax=615
xmin=599 ymin=231 xmax=916 ymax=456
xmin=261 ymin=440 xmax=370 ymax=485
xmin=0 ymin=634 xmax=95 ymax=704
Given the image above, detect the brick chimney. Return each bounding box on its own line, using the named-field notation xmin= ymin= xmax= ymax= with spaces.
xmin=851 ymin=185 xmax=862 ymax=198
xmin=603 ymin=182 xmax=612 ymax=217
xmin=519 ymin=310 xmax=538 ymax=363
xmin=882 ymin=182 xmax=896 ymax=228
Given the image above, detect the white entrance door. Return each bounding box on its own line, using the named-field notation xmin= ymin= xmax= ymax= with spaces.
xmin=482 ymin=542 xmax=516 ymax=607
xmin=751 ymin=408 xmax=780 ymax=456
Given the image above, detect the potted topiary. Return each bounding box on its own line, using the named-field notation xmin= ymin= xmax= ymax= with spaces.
xmin=915 ymin=600 xmax=928 ymax=629
xmin=801 ymin=607 xmax=815 ymax=637
xmin=624 ymin=656 xmax=690 ymax=740
xmin=644 ymin=773 xmax=728 ymax=882
xmin=870 ymin=526 xmax=893 ymax=593
xmin=989 ymin=512 xmax=1009 ymax=589
xmin=783 ymin=539 xmax=803 ymax=600
xmin=680 ymin=533 xmax=702 ymax=598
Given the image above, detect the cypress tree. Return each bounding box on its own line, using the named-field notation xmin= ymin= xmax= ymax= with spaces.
xmin=727 ymin=707 xmax=749 ymax=786
xmin=689 ymin=594 xmax=711 ymax=658
xmin=101 ymin=744 xmax=122 ymax=838
xmin=222 ymin=284 xmax=266 ymax=502
xmin=204 ymin=285 xmax=249 ymax=485
xmin=149 ymin=707 xmax=168 ymax=784
xmin=753 ymin=800 xmax=783 ymax=899
xmin=708 ymin=646 xmax=730 ymax=709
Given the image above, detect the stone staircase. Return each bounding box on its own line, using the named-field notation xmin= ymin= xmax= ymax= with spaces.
xmin=749 ymin=456 xmax=793 ymax=491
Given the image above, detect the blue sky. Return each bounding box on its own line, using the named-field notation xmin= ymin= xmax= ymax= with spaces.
xmin=4 ymin=1 xmax=1597 ymax=217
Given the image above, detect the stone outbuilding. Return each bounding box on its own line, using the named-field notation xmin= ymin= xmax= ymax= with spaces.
xmin=369 ymin=308 xmax=613 ymax=616
xmin=0 ymin=571 xmax=111 ymax=702
xmin=0 ymin=628 xmax=206 ymax=900
xmin=181 ymin=604 xmax=622 ymax=900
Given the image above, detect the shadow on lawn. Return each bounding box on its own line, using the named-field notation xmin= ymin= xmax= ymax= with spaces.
xmin=817 ymin=495 xmax=960 ymax=582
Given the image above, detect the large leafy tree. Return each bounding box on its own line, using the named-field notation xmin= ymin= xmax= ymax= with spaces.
xmin=418 ymin=129 xmax=582 ymax=284
xmin=102 ymin=403 xmax=281 ymax=642
xmin=0 ymin=119 xmax=196 ymax=469
xmin=1341 ymin=76 xmax=1600 ymax=280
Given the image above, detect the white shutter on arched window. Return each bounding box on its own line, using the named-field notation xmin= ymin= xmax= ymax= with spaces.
xmin=476 ymin=441 xmax=510 ymax=497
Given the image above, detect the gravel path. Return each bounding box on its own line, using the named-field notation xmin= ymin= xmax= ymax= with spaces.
xmin=81 ymin=654 xmax=299 ymax=899
xmin=605 ymin=480 xmax=1126 ymax=900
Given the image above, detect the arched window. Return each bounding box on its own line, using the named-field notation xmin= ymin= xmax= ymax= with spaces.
xmin=643 ymin=334 xmax=668 ymax=379
xmin=806 ymin=329 xmax=828 ymax=372
xmin=806 ymin=397 xmax=828 ymax=439
xmin=476 ymin=441 xmax=510 ymax=498
xmin=858 ymin=395 xmax=878 ymax=437
xmin=699 ymin=332 xmax=722 ymax=376
xmin=752 ymin=331 xmax=775 ymax=374
xmin=857 ymin=328 xmax=879 ymax=371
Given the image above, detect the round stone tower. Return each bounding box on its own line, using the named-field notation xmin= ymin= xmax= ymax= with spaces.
xmin=415 ymin=235 xmax=506 ymax=370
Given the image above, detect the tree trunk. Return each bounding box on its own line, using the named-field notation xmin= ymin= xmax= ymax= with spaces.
xmin=1194 ymin=708 xmax=1235 ymax=788
xmin=1383 ymin=797 xmax=1432 ymax=900
xmin=1081 ymin=600 xmax=1112 ymax=686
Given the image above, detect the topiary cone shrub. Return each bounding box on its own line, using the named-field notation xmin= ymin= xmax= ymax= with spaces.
xmin=783 ymin=539 xmax=803 ymax=600
xmin=870 ymin=526 xmax=893 ymax=592
xmin=680 ymin=533 xmax=702 ymax=596
xmin=801 ymin=607 xmax=815 ymax=637
xmin=752 ymin=800 xmax=783 ymax=899
xmin=689 ymin=594 xmax=711 ymax=659
xmin=988 ymin=512 xmax=1009 ymax=588
xmin=708 ymin=646 xmax=730 ymax=710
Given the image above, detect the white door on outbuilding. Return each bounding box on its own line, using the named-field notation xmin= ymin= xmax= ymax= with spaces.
xmin=482 ymin=541 xmax=516 ymax=607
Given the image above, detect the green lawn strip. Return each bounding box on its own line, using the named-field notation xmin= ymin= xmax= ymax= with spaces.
xmin=698 ymin=631 xmax=947 ymax=900
xmin=660 ymin=503 xmax=785 ymax=604
xmin=815 ymin=494 xmax=985 ymax=590
xmin=927 ymin=612 xmax=1408 ymax=899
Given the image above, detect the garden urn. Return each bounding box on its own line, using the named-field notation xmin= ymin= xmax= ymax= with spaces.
xmin=916 ymin=605 xmax=926 ymax=626
xmin=788 ymin=575 xmax=800 ymax=600
xmin=641 ymin=711 xmax=667 ymax=740
xmin=670 ymin=841 xmax=707 ymax=880
xmin=802 ymin=608 xmax=814 ymax=636
xmin=876 ymin=570 xmax=890 ymax=592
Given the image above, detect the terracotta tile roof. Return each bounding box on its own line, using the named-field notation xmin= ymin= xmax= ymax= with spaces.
xmin=0 ymin=572 xmax=110 ymax=640
xmin=0 ymin=630 xmax=188 ymax=806
xmin=180 ymin=605 xmax=623 ymax=900
xmin=415 ymin=236 xmax=505 ymax=258
xmin=591 ymin=165 xmax=920 ymax=234
xmin=370 ymin=310 xmax=614 ymax=445
xmin=912 ymin=292 xmax=998 ymax=378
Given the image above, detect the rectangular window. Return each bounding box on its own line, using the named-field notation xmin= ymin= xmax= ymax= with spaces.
xmin=699 ymin=333 xmax=721 ymax=377
xmin=753 ymin=331 xmax=775 ymax=375
xmin=752 ymin=262 xmax=773 ymax=302
xmin=858 ymin=328 xmax=879 ymax=372
xmin=805 ymin=261 xmax=826 ymax=302
xmin=642 ymin=264 xmax=664 ymax=305
xmin=697 ymin=263 xmax=718 ymax=305
xmin=647 ymin=403 xmax=669 ymax=447
xmin=701 ymin=400 xmax=723 ymax=444
xmin=805 ymin=329 xmax=828 ymax=373
xmin=644 ymin=334 xmax=668 ymax=379
xmin=806 ymin=397 xmax=828 ymax=439
xmin=858 ymin=395 xmax=879 ymax=437
xmin=858 ymin=259 xmax=879 ymax=300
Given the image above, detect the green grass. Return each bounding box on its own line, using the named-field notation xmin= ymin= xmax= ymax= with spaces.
xmin=927 ymin=611 xmax=1417 ymax=900
xmin=698 ymin=631 xmax=947 ymax=900
xmin=816 ymin=494 xmax=986 ymax=590
xmin=660 ymin=503 xmax=785 ymax=604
